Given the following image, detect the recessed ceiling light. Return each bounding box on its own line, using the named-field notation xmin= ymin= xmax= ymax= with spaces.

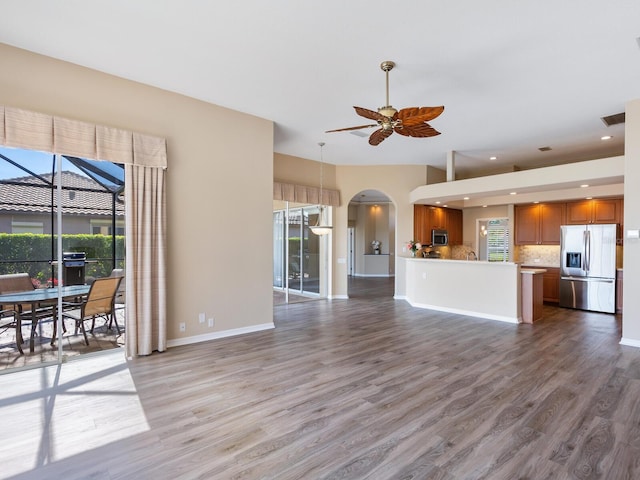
xmin=533 ymin=201 xmax=540 ymax=204
xmin=586 ymin=196 xmax=593 ymax=200
xmin=435 ymin=201 xmax=441 ymax=204
xmin=443 ymin=204 xmax=448 ymax=208
xmin=489 ymin=156 xmax=497 ymax=160
xmin=482 ymin=205 xmax=487 ymax=208
xmin=601 ymin=135 xmax=612 ymax=141
xmin=580 ymin=184 xmax=589 ymax=188
xmin=463 ymin=197 xmax=470 ymax=200
xmin=510 ymin=192 xmax=517 ymax=195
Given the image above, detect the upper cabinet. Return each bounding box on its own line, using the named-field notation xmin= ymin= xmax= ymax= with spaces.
xmin=565 ymin=198 xmax=622 ymax=225
xmin=413 ymin=205 xmax=430 ymax=245
xmin=413 ymin=205 xmax=463 ymax=246
xmin=515 ymin=198 xmax=623 ymax=246
xmin=446 ymin=208 xmax=463 ymax=246
xmin=514 ymin=203 xmax=565 ymax=245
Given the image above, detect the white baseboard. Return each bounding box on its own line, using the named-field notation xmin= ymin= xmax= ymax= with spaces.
xmin=405 ymin=299 xmax=520 ymax=324
xmin=353 ymin=273 xmax=394 ymax=278
xmin=394 ymin=295 xmax=407 ymax=301
xmin=329 ymin=294 xmax=349 ymax=299
xmin=167 ymin=323 xmax=275 ymax=348
xmin=620 ymin=337 xmax=640 ymax=348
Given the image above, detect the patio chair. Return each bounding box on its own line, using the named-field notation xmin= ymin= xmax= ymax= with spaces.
xmin=109 ymin=269 xmax=125 ymax=334
xmin=55 ymin=276 xmax=123 ymax=346
xmin=0 ymin=308 xmax=23 ymax=354
xmin=0 ymin=272 xmax=57 ymax=354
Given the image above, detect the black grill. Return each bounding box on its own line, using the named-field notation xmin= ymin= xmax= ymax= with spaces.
xmin=62 ymin=252 xmax=86 ymax=285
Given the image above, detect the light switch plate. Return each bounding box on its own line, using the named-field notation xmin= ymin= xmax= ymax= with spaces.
xmin=627 ymin=229 xmax=640 ymax=239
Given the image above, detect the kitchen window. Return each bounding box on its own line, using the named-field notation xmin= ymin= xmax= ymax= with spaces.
xmin=486 ymin=219 xmax=509 ymax=262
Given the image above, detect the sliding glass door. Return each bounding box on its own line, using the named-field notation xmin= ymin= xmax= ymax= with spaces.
xmin=274 ymin=205 xmax=321 ymax=296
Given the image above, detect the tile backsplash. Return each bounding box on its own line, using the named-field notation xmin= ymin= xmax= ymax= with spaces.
xmin=517 ymin=245 xmax=560 ymax=267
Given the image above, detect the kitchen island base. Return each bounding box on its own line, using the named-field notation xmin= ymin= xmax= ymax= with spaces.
xmin=404 ymin=258 xmax=522 ymax=323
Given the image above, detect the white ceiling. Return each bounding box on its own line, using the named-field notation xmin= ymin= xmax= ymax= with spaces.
xmin=1 ymin=1 xmax=639 ymax=178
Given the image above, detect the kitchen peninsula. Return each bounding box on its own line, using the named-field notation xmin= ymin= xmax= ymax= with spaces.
xmin=403 ymin=257 xmax=522 ymax=323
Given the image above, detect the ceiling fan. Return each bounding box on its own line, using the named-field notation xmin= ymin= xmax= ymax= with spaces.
xmin=326 ymin=61 xmax=444 ymax=146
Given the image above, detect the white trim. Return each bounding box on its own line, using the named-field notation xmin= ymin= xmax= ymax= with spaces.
xmin=167 ymin=323 xmax=275 ymax=348
xmin=619 ymin=337 xmax=640 ymax=348
xmin=393 ymin=295 xmax=407 ymax=301
xmin=353 ymin=273 xmax=394 ymax=278
xmin=405 ymin=299 xmax=520 ymax=324
xmin=329 ymin=294 xmax=349 ymax=299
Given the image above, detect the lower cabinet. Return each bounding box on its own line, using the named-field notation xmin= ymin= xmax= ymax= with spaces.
xmin=523 ymin=266 xmax=559 ymax=303
xmin=617 ymin=269 xmax=623 ymax=314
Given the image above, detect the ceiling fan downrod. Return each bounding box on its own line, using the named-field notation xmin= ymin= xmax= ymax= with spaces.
xmin=379 ymin=61 xmax=397 ymax=118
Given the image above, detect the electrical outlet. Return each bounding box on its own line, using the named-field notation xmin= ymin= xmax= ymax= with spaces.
xmin=208 ymin=318 xmax=214 ymax=328
xmin=179 ymin=322 xmax=186 ymax=332
xmin=198 ymin=312 xmax=205 ymax=323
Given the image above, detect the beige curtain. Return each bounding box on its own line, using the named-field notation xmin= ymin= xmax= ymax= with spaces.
xmin=124 ymin=164 xmax=167 ymax=356
xmin=1 ymin=105 xmax=168 ymax=357
xmin=273 ymin=181 xmax=340 ymax=206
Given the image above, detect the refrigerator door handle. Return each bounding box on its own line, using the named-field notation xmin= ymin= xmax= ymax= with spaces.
xmin=584 ymin=230 xmax=591 ymax=273
xmin=561 ymin=276 xmax=614 ymax=284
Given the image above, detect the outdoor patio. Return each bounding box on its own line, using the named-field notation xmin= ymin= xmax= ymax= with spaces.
xmin=0 ymin=306 xmax=124 ymax=371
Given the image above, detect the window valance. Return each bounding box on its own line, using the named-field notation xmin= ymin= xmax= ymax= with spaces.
xmin=273 ymin=181 xmax=340 ymax=207
xmin=0 ymin=105 xmax=167 ymax=168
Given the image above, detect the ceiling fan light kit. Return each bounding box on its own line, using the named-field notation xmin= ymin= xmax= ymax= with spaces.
xmin=326 ymin=60 xmax=444 ymax=146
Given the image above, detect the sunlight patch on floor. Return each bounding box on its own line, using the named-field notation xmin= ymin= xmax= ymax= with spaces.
xmin=0 ymin=349 xmax=149 ymax=477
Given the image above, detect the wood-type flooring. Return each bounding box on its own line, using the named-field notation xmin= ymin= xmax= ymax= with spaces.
xmin=1 ymin=277 xmax=640 ymax=479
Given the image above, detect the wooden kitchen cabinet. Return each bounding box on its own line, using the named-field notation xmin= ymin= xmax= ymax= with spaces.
xmin=413 ymin=205 xmax=463 ymax=246
xmin=446 ymin=208 xmax=463 ymax=246
xmin=616 ymin=269 xmax=623 ymax=314
xmin=413 ymin=205 xmax=430 ymax=244
xmin=430 ymin=206 xmax=447 ymax=230
xmin=542 ymin=267 xmax=560 ymax=303
xmin=565 ymin=198 xmax=621 ymax=225
xmin=522 ymin=265 xmax=560 ymax=303
xmin=514 ymin=203 xmax=564 ymax=245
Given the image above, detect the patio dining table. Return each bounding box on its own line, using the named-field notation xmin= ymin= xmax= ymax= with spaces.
xmin=0 ymin=284 xmax=90 ymax=353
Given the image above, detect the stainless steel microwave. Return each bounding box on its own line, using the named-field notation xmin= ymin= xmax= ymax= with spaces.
xmin=432 ymin=229 xmax=448 ymax=246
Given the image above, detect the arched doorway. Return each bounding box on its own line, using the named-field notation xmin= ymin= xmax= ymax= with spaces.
xmin=347 ymin=190 xmax=395 ymax=298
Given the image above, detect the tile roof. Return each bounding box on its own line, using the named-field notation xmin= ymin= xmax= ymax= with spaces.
xmin=0 ymin=171 xmax=124 ymax=216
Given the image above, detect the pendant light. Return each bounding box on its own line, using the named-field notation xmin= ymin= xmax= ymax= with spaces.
xmin=310 ymin=142 xmax=333 ymax=236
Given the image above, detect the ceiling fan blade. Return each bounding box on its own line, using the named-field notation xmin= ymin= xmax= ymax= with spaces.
xmin=369 ymin=128 xmax=393 ymax=146
xmin=325 ymin=123 xmax=378 ymax=133
xmin=354 ymin=106 xmax=387 ymax=122
xmin=398 ymin=106 xmax=445 ymax=126
xmin=394 ymin=122 xmax=441 ymax=138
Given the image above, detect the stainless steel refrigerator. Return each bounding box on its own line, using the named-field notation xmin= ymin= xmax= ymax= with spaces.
xmin=559 ymin=224 xmax=617 ymax=313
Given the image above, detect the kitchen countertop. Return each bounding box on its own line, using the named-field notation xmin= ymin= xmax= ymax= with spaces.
xmin=406 ymin=257 xmax=516 ymax=265
xmin=521 ymin=268 xmax=547 ymax=274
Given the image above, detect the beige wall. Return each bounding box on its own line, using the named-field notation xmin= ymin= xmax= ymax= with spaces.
xmin=623 ymin=99 xmax=640 ymax=344
xmin=0 ymin=43 xmax=274 ymax=342
xmin=462 ymin=205 xmax=510 ymax=252
xmin=274 ymin=157 xmax=424 ymax=296
xmin=335 ymin=165 xmax=427 ymax=298
xmin=274 ymin=152 xmax=337 ymax=189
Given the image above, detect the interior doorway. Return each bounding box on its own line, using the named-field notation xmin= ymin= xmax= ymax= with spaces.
xmin=347 ymin=189 xmax=395 ymax=298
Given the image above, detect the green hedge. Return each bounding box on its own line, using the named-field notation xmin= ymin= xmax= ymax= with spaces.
xmin=0 ymin=233 xmax=124 ymax=286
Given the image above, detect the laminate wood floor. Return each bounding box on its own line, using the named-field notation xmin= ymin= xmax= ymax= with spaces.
xmin=2 ymin=277 xmax=640 ymax=479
